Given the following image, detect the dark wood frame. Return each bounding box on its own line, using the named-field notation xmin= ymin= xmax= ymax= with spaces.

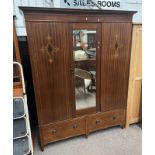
xmin=19 ymin=7 xmax=136 ymax=23
xmin=71 ymin=23 xmax=101 ymax=116
xmin=20 ymin=7 xmax=136 ymax=151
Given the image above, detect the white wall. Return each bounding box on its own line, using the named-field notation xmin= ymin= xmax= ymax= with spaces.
xmin=13 ymin=0 xmax=54 ymax=36
xmin=13 ymin=0 xmax=142 ymax=36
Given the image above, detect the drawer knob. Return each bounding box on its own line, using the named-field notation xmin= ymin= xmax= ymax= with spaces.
xmin=113 ymin=116 xmax=116 ymax=120
xmin=96 ymin=120 xmax=101 ymax=124
xmin=73 ymin=124 xmax=78 ymax=129
xmin=52 ymin=129 xmax=57 ymax=134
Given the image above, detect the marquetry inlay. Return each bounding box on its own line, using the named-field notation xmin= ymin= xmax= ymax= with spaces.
xmin=110 ymin=34 xmax=123 ymax=57
xmin=41 ymin=36 xmax=59 ymax=63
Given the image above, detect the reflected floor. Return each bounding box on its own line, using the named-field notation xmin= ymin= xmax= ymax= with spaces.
xmin=75 ymin=87 xmax=96 ymax=110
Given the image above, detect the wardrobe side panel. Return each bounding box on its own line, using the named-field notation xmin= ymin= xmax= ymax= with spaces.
xmin=26 ymin=22 xmax=72 ymax=125
xmin=101 ymin=23 xmax=132 ymax=112
xmin=126 ymin=24 xmax=142 ymax=127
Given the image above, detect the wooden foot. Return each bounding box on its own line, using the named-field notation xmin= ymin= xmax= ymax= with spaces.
xmin=120 ymin=123 xmax=126 ymax=129
xmin=40 ymin=144 xmax=44 ymax=152
xmin=40 ymin=141 xmax=44 ymax=151
xmin=85 ymin=134 xmax=88 ymax=139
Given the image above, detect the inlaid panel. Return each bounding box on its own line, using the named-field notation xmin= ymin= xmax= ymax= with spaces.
xmin=26 ymin=22 xmax=72 ymax=125
xmin=101 ymin=23 xmax=132 ymax=112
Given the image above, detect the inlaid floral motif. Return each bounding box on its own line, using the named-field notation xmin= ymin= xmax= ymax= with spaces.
xmin=41 ymin=36 xmax=59 ymax=63
xmin=110 ymin=34 xmax=123 ymax=57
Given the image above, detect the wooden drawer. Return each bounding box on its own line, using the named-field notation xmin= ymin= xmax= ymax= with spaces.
xmin=87 ymin=109 xmax=125 ymax=132
xmin=41 ymin=117 xmax=85 ymax=145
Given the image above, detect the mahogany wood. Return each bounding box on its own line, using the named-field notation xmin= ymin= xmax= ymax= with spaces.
xmin=26 ymin=22 xmax=73 ymax=125
xmin=87 ymin=109 xmax=125 ymax=132
xmin=20 ymin=7 xmax=136 ymax=150
xmin=100 ymin=23 xmax=132 ymax=112
xmin=40 ymin=117 xmax=85 ymax=146
xmin=76 ymin=107 xmax=96 ymax=117
xmin=19 ymin=7 xmax=136 ymax=23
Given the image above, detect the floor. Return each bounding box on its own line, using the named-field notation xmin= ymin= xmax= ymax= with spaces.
xmin=34 ymin=123 xmax=142 ymax=155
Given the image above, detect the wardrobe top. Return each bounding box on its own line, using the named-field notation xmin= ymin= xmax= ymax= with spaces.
xmin=19 ymin=7 xmax=137 ymax=15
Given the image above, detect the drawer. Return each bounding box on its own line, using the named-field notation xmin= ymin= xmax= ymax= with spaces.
xmin=41 ymin=117 xmax=85 ymax=144
xmin=87 ymin=109 xmax=125 ymax=132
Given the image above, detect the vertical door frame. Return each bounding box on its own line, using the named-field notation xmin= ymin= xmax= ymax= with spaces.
xmin=70 ymin=23 xmax=101 ymax=117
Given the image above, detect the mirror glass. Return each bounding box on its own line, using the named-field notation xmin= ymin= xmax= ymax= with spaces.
xmin=73 ymin=29 xmax=96 ymax=110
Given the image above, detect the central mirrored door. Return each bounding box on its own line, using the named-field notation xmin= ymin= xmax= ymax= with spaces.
xmin=72 ymin=23 xmax=101 ymax=114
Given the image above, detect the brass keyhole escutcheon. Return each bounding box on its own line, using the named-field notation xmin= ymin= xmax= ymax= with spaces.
xmin=115 ymin=42 xmax=118 ymax=50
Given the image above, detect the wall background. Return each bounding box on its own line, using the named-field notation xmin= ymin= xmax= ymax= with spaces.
xmin=13 ymin=0 xmax=142 ymax=36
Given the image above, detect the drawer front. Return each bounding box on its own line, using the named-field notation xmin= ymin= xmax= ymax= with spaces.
xmin=41 ymin=117 xmax=85 ymax=144
xmin=87 ymin=109 xmax=125 ymax=132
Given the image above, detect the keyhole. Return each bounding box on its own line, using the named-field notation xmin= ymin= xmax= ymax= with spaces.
xmin=47 ymin=45 xmax=53 ymax=54
xmin=115 ymin=42 xmax=118 ymax=50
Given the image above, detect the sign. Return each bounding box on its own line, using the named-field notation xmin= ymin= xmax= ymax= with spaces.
xmin=61 ymin=0 xmax=121 ymax=9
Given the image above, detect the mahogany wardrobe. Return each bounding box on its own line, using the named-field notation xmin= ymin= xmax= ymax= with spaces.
xmin=20 ymin=7 xmax=136 ymax=151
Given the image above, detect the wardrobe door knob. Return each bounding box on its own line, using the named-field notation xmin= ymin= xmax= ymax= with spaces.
xmin=96 ymin=120 xmax=101 ymax=124
xmin=112 ymin=116 xmax=116 ymax=120
xmin=73 ymin=124 xmax=78 ymax=129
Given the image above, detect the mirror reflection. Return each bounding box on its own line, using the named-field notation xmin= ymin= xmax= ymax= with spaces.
xmin=73 ymin=30 xmax=96 ymax=110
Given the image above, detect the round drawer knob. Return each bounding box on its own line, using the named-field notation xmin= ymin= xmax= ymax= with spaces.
xmin=96 ymin=120 xmax=101 ymax=124
xmin=52 ymin=129 xmax=57 ymax=134
xmin=73 ymin=124 xmax=78 ymax=129
xmin=113 ymin=116 xmax=116 ymax=120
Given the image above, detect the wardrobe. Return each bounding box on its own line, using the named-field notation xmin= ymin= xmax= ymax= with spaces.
xmin=20 ymin=7 xmax=136 ymax=150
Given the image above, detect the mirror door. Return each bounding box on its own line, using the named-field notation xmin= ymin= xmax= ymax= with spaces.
xmin=71 ymin=23 xmax=101 ymax=115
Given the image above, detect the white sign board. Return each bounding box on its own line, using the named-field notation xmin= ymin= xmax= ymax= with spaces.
xmin=13 ymin=0 xmax=141 ymax=36
xmin=60 ymin=0 xmax=122 ymax=9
